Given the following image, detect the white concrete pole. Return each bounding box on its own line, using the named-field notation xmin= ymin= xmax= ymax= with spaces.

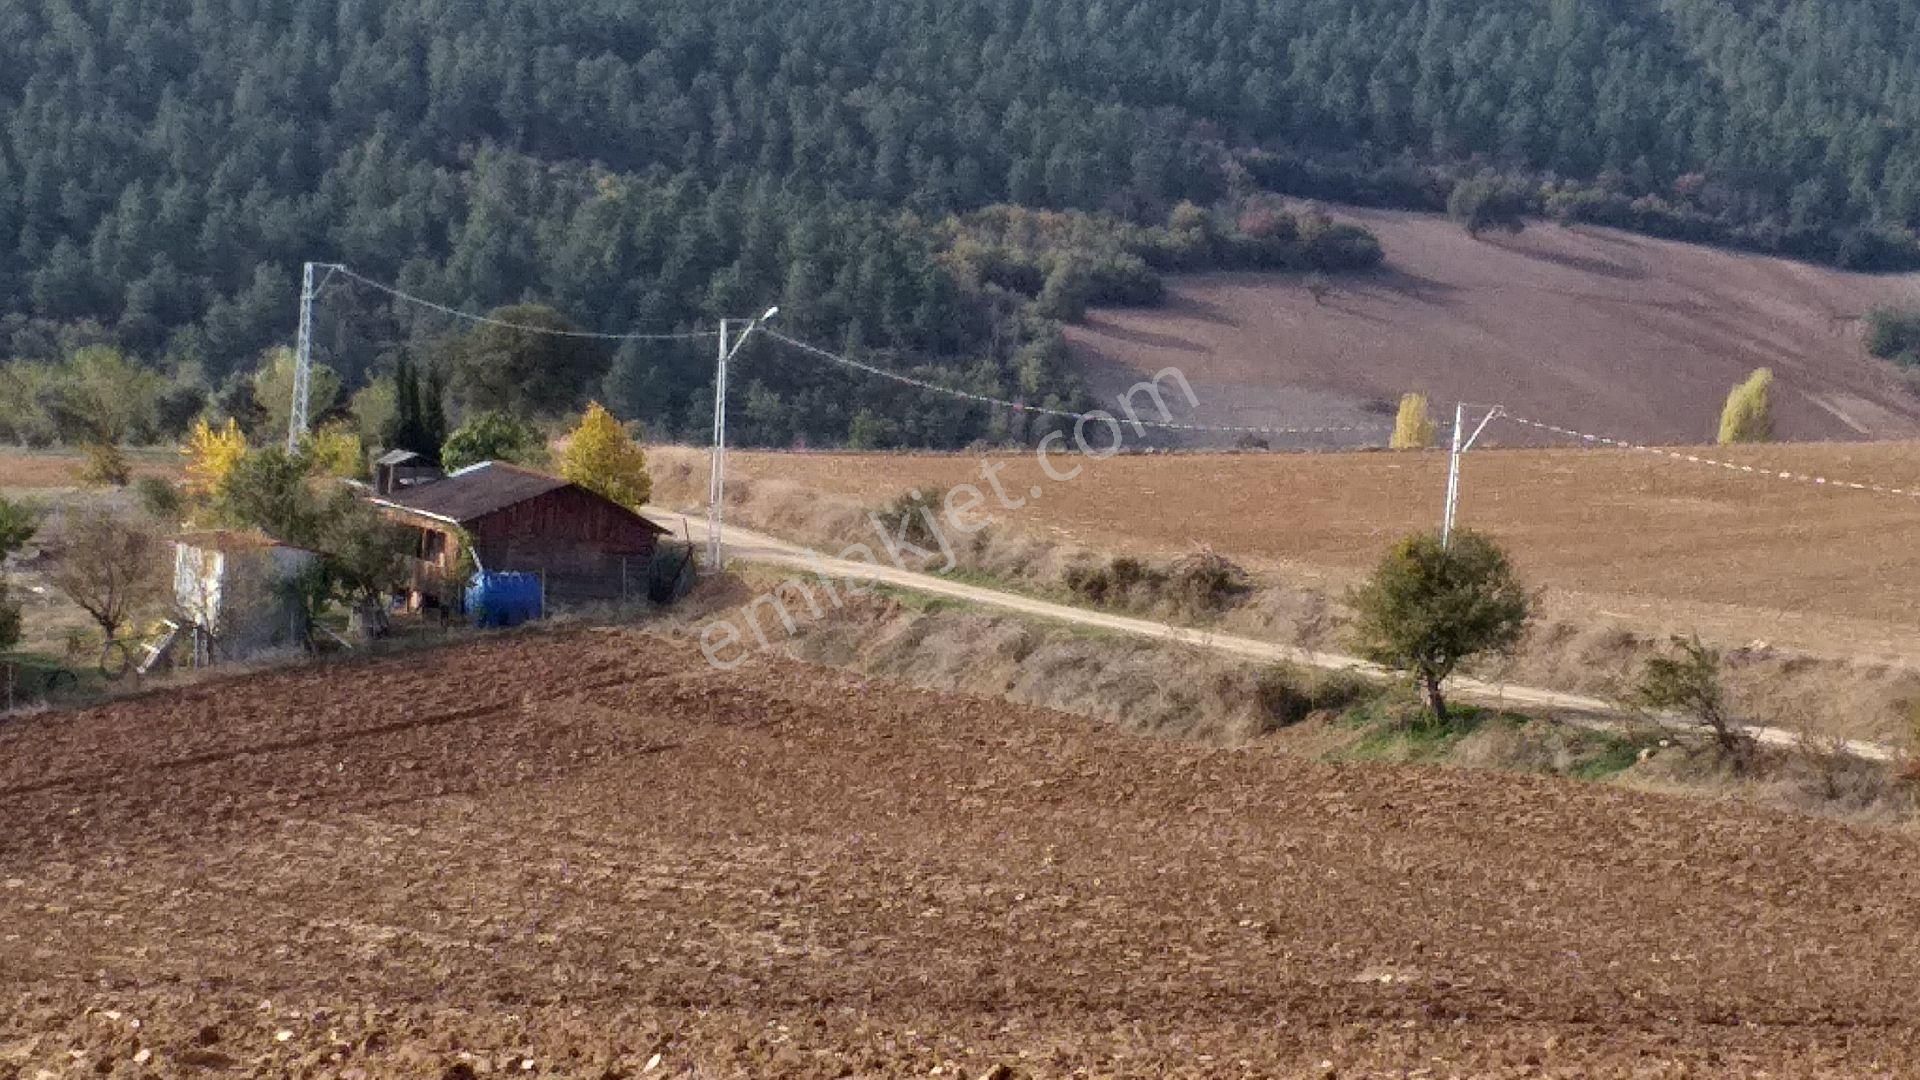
xmin=707 ymin=319 xmax=732 ymax=569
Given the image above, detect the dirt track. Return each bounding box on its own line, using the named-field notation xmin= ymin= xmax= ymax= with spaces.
xmin=5 ymin=629 xmax=1920 ymax=1076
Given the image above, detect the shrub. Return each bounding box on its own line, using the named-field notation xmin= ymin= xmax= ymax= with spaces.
xmin=1346 ymin=530 xmax=1533 ymax=721
xmin=1390 ymin=393 xmax=1437 ymax=450
xmin=79 ymin=441 xmax=131 ymax=487
xmin=1165 ymin=550 xmax=1253 ymax=615
xmin=134 ymin=475 xmax=185 ymax=522
xmin=1636 ymin=634 xmax=1752 ymax=768
xmin=0 ymin=497 xmax=40 ymax=558
xmin=0 ymin=579 xmax=20 ymax=652
xmin=1717 ymin=367 xmax=1773 ymax=445
xmin=1865 ymin=307 xmax=1920 ymax=365
xmin=1256 ymin=663 xmax=1375 ymax=729
xmin=873 ymin=488 xmax=949 ymax=552
xmin=1448 ymin=178 xmax=1527 ymax=238
xmin=301 ymin=423 xmax=365 ymax=480
xmin=1063 ymin=550 xmax=1252 ymax=616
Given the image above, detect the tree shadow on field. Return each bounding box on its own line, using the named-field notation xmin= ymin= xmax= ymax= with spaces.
xmin=1077 ymin=316 xmax=1210 ymax=354
xmin=1487 ymin=237 xmax=1648 ymax=283
xmin=1359 ymin=267 xmax=1463 ymax=307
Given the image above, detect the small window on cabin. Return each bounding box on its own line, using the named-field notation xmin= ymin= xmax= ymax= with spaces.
xmin=422 ymin=529 xmax=447 ymax=561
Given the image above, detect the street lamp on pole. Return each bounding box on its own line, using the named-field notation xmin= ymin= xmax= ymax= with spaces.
xmin=708 ymin=306 xmax=780 ymax=570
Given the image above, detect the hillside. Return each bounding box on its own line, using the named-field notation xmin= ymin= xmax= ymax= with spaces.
xmin=9 ymin=0 xmax=1920 ymax=448
xmin=1067 ymin=209 xmax=1920 ymax=447
xmin=6 ymin=629 xmax=1920 ymax=1073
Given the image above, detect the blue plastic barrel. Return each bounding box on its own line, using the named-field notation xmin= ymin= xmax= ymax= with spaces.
xmin=466 ymin=571 xmax=544 ymax=627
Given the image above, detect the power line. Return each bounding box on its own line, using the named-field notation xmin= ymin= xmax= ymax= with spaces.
xmin=1499 ymin=413 xmax=1920 ymax=500
xmin=763 ymin=329 xmax=1393 ymax=438
xmin=331 ymin=266 xmax=720 ymax=342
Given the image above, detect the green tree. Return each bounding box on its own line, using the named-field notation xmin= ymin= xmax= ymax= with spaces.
xmin=252 ymin=346 xmax=343 ymax=443
xmin=1636 ymin=634 xmax=1750 ymax=766
xmin=1346 ymin=530 xmax=1533 ymax=720
xmin=217 ymin=447 xmax=322 ymax=543
xmin=440 ymin=411 xmax=549 ymax=471
xmin=349 ymin=374 xmax=399 ymax=448
xmin=56 ymin=346 xmax=162 ymax=445
xmin=436 ymin=305 xmax=610 ymax=416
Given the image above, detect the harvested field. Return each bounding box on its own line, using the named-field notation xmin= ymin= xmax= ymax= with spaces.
xmin=1066 ymin=207 xmax=1920 ymax=447
xmin=669 ymin=443 xmax=1920 ymax=660
xmin=6 ymin=628 xmax=1920 ymax=1075
xmin=0 ymin=448 xmax=180 ymax=490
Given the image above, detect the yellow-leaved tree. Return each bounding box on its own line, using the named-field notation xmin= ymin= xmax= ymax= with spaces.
xmin=561 ymin=402 xmax=651 ymax=510
xmin=183 ymin=417 xmax=247 ymax=501
xmin=1390 ymin=393 xmax=1437 ymax=450
xmin=1717 ymin=368 xmax=1773 ymax=445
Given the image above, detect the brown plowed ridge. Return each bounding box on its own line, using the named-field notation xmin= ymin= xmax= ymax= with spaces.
xmin=4 ymin=629 xmax=1919 ymax=1075
xmin=1065 ymin=207 xmax=1920 ymax=446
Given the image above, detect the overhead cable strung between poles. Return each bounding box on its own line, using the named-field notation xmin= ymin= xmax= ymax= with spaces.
xmin=1498 ymin=412 xmax=1920 ymax=500
xmin=330 ymin=266 xmax=721 ymax=342
xmin=762 ymin=329 xmax=1396 ymax=438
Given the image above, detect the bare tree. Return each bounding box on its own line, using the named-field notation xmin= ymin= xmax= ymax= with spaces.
xmin=50 ymin=508 xmax=169 ymax=642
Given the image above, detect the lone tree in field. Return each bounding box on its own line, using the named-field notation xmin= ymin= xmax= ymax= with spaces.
xmin=1636 ymin=634 xmax=1751 ymax=767
xmin=49 ymin=508 xmax=168 ymax=642
xmin=561 ymin=401 xmax=652 ymax=510
xmin=1347 ymin=529 xmax=1532 ymax=721
xmin=1717 ymin=367 xmax=1774 ymax=444
xmin=1390 ymin=393 xmax=1437 ymax=450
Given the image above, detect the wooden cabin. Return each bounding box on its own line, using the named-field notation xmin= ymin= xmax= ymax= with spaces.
xmin=366 ymin=461 xmax=668 ymax=607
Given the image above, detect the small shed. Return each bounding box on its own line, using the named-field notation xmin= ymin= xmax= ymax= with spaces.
xmin=174 ymin=530 xmax=319 ymax=661
xmin=373 ymin=449 xmax=444 ymax=495
xmin=367 ymin=461 xmax=668 ymax=607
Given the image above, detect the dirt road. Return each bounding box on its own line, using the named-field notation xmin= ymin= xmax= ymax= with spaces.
xmin=673 ymin=511 xmax=1897 ymax=761
xmin=5 ymin=629 xmax=1920 ymax=1075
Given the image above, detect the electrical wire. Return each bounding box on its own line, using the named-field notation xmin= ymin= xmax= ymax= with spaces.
xmin=332 ymin=266 xmax=720 ymax=342
xmin=763 ymin=329 xmax=1392 ymax=438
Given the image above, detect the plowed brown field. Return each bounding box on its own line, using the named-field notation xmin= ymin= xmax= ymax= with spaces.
xmin=5 ymin=629 xmax=1920 ymax=1076
xmin=687 ymin=443 xmax=1920 ymax=658
xmin=1066 ymin=208 xmax=1920 ymax=447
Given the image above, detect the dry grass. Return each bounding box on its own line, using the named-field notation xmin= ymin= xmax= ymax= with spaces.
xmin=654 ymin=446 xmax=1920 ymax=747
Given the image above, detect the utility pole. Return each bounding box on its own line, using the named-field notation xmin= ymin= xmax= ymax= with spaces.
xmin=707 ymin=319 xmax=731 ymax=570
xmin=706 ymin=306 xmax=781 ymax=571
xmin=289 ymin=262 xmax=344 ymax=452
xmin=1441 ymin=402 xmax=1503 ymax=548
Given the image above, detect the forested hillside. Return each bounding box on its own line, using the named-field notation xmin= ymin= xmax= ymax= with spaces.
xmin=4 ymin=0 xmax=1919 ymax=446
